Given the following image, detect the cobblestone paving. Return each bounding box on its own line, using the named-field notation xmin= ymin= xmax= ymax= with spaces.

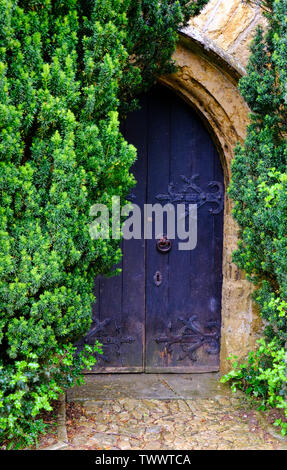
xmin=64 ymin=396 xmax=287 ymax=450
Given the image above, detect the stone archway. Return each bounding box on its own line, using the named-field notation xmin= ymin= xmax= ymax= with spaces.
xmin=81 ymin=1 xmax=266 ymax=375
xmin=161 ymin=30 xmax=262 ymax=374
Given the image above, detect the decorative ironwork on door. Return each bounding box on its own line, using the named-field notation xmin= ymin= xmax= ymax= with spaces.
xmin=80 ymin=318 xmax=136 ymax=365
xmin=156 ymin=175 xmax=224 ymax=215
xmin=154 ymin=316 xmax=220 ymax=363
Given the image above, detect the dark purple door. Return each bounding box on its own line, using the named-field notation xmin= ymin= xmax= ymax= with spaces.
xmin=80 ymin=85 xmax=224 ymax=373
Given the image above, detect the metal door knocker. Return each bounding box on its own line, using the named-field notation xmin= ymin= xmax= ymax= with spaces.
xmin=156 ymin=235 xmax=172 ymax=254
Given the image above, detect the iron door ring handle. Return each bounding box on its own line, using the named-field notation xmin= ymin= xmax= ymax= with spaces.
xmin=156 ymin=236 xmax=172 ymax=254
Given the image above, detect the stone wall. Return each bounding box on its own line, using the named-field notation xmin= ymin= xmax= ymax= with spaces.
xmin=188 ymin=0 xmax=267 ymax=68
xmin=163 ymin=0 xmax=267 ymax=373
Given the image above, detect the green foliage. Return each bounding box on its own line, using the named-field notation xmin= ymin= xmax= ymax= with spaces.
xmin=0 ymin=0 xmax=206 ymax=448
xmin=223 ymin=0 xmax=287 ymax=435
xmin=221 ymin=340 xmax=287 ymax=435
xmin=188 ymin=0 xmax=210 ymax=16
xmin=0 ymin=343 xmax=102 ymax=448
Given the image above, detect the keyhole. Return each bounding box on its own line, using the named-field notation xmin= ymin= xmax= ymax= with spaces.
xmin=154 ymin=271 xmax=162 ymax=287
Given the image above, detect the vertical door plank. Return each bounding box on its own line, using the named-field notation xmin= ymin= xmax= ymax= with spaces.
xmin=121 ymin=96 xmax=148 ymax=369
xmin=145 ymin=86 xmax=172 ymax=370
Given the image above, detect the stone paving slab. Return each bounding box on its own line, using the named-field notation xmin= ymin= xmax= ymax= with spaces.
xmin=64 ymin=374 xmax=287 ymax=450
xmin=67 ymin=373 xmax=225 ymax=401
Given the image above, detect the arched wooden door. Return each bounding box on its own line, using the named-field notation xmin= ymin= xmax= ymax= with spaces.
xmin=80 ymin=85 xmax=224 ymax=373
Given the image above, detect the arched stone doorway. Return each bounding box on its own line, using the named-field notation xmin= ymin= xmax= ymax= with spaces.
xmin=79 ymin=30 xmax=262 ymax=375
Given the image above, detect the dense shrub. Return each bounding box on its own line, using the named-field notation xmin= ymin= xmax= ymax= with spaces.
xmin=222 ymin=0 xmax=287 ymax=435
xmin=0 ymin=0 xmax=209 ymax=448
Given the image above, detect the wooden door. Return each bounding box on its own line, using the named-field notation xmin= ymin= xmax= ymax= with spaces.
xmin=79 ymin=85 xmax=224 ymax=373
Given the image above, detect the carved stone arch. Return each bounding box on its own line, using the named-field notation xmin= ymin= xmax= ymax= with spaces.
xmin=159 ymin=31 xmax=262 ymax=373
